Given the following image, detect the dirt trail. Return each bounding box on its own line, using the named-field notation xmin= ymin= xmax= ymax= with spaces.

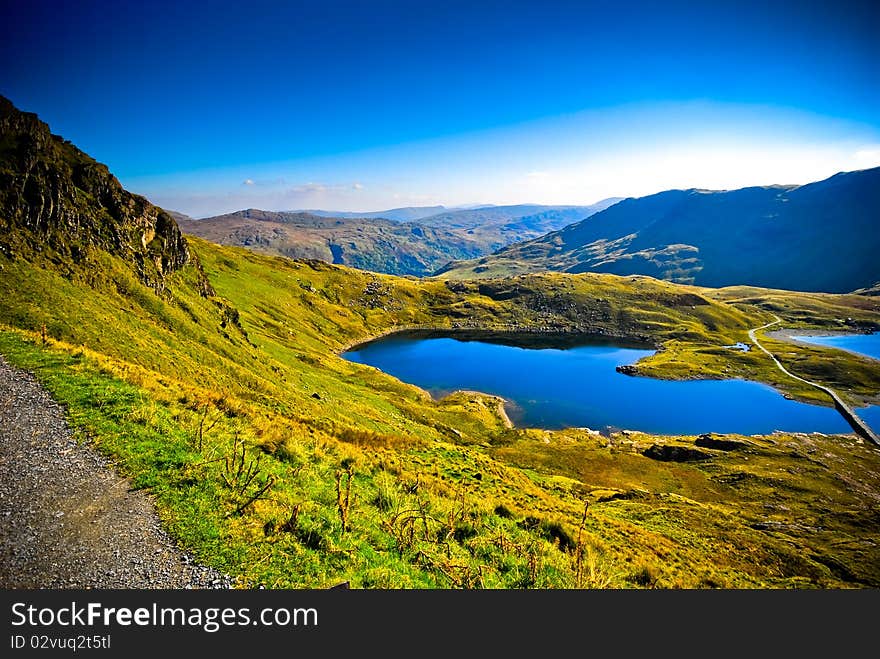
xmin=0 ymin=356 xmax=230 ymax=588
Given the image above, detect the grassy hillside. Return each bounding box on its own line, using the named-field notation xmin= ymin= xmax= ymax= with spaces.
xmin=3 ymin=238 xmax=880 ymax=588
xmin=440 ymin=168 xmax=880 ymax=293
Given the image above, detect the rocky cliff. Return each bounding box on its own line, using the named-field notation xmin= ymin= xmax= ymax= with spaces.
xmin=0 ymin=96 xmax=189 ymax=289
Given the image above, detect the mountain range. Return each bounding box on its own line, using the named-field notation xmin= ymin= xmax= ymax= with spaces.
xmin=303 ymin=206 xmax=448 ymax=222
xmin=178 ymin=201 xmax=619 ymax=277
xmin=440 ymin=168 xmax=880 ymax=293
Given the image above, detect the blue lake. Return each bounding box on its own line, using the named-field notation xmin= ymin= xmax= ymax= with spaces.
xmin=789 ymin=333 xmax=880 ymax=361
xmin=343 ymin=332 xmax=869 ymax=435
xmin=859 ymin=404 xmax=880 ymax=430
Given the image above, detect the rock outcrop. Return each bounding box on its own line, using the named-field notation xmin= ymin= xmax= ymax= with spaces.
xmin=694 ymin=433 xmax=748 ymax=451
xmin=642 ymin=443 xmax=712 ymax=462
xmin=0 ymin=96 xmax=189 ymax=289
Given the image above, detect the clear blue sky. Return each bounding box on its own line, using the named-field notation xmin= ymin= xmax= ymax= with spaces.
xmin=2 ymin=0 xmax=878 ymax=216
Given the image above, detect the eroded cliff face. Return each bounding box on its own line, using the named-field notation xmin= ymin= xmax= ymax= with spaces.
xmin=0 ymin=95 xmax=189 ymax=289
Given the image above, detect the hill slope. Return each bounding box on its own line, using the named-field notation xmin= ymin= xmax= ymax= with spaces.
xmin=3 ymin=95 xmax=880 ymax=588
xmin=440 ymin=169 xmax=880 ymax=293
xmin=182 ymin=201 xmax=619 ymax=277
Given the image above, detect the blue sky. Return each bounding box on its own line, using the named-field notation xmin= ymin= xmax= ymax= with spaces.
xmin=2 ymin=0 xmax=878 ymax=216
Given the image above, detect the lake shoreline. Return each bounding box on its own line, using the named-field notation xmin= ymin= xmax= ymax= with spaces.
xmin=344 ymin=332 xmax=859 ymax=436
xmin=767 ymin=329 xmax=880 ymax=362
xmin=768 ymin=328 xmax=876 ymax=339
xmin=339 ymin=326 xmax=657 ymax=354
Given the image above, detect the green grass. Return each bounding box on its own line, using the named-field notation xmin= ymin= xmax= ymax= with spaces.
xmin=1 ymin=238 xmax=879 ymax=588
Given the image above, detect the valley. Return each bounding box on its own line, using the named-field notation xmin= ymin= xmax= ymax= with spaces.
xmin=2 ymin=95 xmax=880 ymax=589
xmin=179 ymin=202 xmax=619 ymax=277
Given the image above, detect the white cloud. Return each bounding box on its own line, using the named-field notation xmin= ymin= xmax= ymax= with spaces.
xmin=853 ymin=147 xmax=880 ymax=168
xmin=243 ymin=178 xmax=255 ymax=186
xmin=352 ymin=182 xmax=364 ymax=190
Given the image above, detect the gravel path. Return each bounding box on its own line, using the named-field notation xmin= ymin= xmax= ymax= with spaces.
xmin=0 ymin=356 xmax=231 ymax=588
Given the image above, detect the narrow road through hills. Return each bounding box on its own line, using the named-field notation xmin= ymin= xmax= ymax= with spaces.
xmin=0 ymin=356 xmax=231 ymax=588
xmin=748 ymin=316 xmax=880 ymax=446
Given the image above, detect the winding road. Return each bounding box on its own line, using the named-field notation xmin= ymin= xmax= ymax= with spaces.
xmin=748 ymin=315 xmax=880 ymax=446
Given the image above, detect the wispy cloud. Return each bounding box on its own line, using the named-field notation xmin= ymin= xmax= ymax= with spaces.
xmin=289 ymin=181 xmax=368 ymax=196
xmin=289 ymin=182 xmax=328 ymax=194
xmin=242 ymin=177 xmax=287 ymax=187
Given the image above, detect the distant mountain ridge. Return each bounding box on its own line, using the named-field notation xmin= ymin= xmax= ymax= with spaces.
xmin=440 ymin=168 xmax=880 ymax=293
xmin=181 ymin=200 xmax=620 ymax=277
xmin=177 ymin=209 xmax=485 ymax=276
xmin=413 ymin=204 xmax=607 ymax=228
xmin=303 ymin=206 xmax=448 ymax=222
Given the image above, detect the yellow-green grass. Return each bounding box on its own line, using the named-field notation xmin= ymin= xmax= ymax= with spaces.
xmin=1 ymin=238 xmax=879 ymax=588
xmin=492 ymin=427 xmax=880 ymax=587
